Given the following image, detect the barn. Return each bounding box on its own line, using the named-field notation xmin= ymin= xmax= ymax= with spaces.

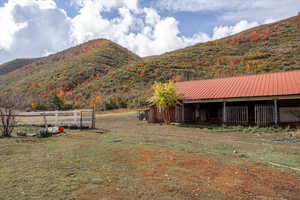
xmin=174 ymin=70 xmax=300 ymax=127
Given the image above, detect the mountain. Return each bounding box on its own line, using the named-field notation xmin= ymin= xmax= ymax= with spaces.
xmin=0 ymin=15 xmax=299 ymax=110
xmin=0 ymin=39 xmax=142 ymax=109
xmin=0 ymin=58 xmax=39 ymax=76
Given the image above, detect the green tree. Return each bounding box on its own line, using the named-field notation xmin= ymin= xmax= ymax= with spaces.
xmin=150 ymin=81 xmax=182 ymax=123
xmin=49 ymin=94 xmax=65 ymax=110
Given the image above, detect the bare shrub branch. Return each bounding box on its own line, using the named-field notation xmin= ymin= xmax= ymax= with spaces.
xmin=0 ymin=93 xmax=25 ymax=137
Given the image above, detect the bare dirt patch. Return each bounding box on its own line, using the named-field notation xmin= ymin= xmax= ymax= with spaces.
xmin=131 ymin=147 xmax=300 ymax=200
xmin=78 ymin=185 xmax=124 ymax=200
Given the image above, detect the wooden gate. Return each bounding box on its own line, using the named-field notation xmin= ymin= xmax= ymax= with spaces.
xmin=226 ymin=106 xmax=249 ymax=125
xmin=255 ymin=104 xmax=275 ymax=126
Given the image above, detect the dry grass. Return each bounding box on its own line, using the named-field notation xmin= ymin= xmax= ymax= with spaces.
xmin=0 ymin=112 xmax=300 ymax=200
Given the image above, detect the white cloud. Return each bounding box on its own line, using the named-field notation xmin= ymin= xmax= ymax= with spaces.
xmin=0 ymin=1 xmax=27 ymax=50
xmin=0 ymin=0 xmax=272 ymax=63
xmin=71 ymin=0 xmax=138 ymax=12
xmin=70 ymin=2 xmax=211 ymax=57
xmin=9 ymin=0 xmax=57 ymax=9
xmin=157 ymin=0 xmax=300 ymax=23
xmin=182 ymin=33 xmax=211 ymax=46
xmin=144 ymin=7 xmax=160 ymax=25
xmin=70 ymin=2 xmax=260 ymax=57
xmin=71 ymin=0 xmax=111 ymax=43
xmin=0 ymin=0 xmax=73 ymax=62
xmin=212 ymin=20 xmax=259 ymax=40
xmin=157 ymin=0 xmax=244 ymax=12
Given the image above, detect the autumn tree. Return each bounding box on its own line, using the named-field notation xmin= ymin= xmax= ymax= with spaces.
xmin=150 ymin=81 xmax=182 ymax=124
xmin=90 ymin=95 xmax=102 ymax=107
xmin=171 ymin=75 xmax=183 ymax=82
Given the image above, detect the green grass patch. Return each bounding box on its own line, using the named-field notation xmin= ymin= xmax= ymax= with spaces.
xmin=179 ymin=124 xmax=296 ymax=134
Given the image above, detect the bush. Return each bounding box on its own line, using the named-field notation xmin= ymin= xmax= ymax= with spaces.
xmin=127 ymin=96 xmax=148 ymax=109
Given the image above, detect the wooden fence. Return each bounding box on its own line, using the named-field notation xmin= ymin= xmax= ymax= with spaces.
xmin=15 ymin=109 xmax=95 ymax=128
xmin=255 ymin=104 xmax=275 ymax=126
xmin=226 ymin=106 xmax=249 ymax=125
xmin=148 ymin=106 xmax=176 ymax=123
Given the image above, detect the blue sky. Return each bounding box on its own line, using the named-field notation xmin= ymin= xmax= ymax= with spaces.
xmin=0 ymin=0 xmax=299 ymax=63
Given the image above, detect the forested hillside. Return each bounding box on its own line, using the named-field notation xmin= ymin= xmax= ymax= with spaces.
xmin=0 ymin=39 xmax=142 ymax=109
xmin=0 ymin=15 xmax=299 ymax=110
xmin=0 ymin=58 xmax=39 ymax=76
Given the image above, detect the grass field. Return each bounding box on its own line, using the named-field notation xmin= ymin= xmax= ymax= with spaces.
xmin=0 ymin=112 xmax=300 ymax=200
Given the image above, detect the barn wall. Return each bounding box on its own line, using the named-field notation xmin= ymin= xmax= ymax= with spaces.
xmin=175 ymin=105 xmax=183 ymax=123
xmin=280 ymin=107 xmax=300 ymax=123
xmin=148 ymin=106 xmax=176 ymax=123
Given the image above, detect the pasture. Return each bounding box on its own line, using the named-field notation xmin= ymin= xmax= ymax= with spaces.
xmin=0 ymin=112 xmax=300 ymax=200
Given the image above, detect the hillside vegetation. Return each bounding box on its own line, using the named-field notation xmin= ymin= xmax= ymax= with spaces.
xmin=0 ymin=39 xmax=142 ymax=109
xmin=0 ymin=15 xmax=299 ymax=110
xmin=113 ymin=15 xmax=300 ymax=85
xmin=0 ymin=58 xmax=39 ymax=76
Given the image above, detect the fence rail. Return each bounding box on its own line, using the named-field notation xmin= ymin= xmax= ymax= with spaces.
xmin=15 ymin=109 xmax=95 ymax=128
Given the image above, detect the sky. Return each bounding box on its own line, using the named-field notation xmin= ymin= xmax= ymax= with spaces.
xmin=0 ymin=0 xmax=300 ymax=63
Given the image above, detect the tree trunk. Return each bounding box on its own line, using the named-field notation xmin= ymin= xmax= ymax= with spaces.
xmin=162 ymin=108 xmax=172 ymax=124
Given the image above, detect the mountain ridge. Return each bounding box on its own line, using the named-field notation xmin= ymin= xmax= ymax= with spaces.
xmin=0 ymin=58 xmax=40 ymax=76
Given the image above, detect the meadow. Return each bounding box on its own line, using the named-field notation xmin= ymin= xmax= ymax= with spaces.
xmin=0 ymin=112 xmax=300 ymax=200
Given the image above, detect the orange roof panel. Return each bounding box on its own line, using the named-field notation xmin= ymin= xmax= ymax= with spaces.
xmin=176 ymin=70 xmax=300 ymax=100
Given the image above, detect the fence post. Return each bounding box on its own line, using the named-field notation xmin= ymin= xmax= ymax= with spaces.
xmin=55 ymin=111 xmax=58 ymax=126
xmin=92 ymin=107 xmax=96 ymax=129
xmin=43 ymin=112 xmax=48 ymax=129
xmin=74 ymin=111 xmax=78 ymax=127
xmin=80 ymin=111 xmax=83 ymax=129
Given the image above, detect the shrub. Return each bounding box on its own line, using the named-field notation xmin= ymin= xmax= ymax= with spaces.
xmin=150 ymin=81 xmax=183 ymax=123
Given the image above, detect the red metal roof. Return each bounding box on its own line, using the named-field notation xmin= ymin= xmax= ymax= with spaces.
xmin=176 ymin=70 xmax=300 ymax=100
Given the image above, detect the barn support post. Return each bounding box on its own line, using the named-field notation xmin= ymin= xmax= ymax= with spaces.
xmin=274 ymin=99 xmax=278 ymax=125
xmin=182 ymin=103 xmax=185 ymax=123
xmin=223 ymin=102 xmax=227 ymax=125
xmin=195 ymin=104 xmax=200 ymax=122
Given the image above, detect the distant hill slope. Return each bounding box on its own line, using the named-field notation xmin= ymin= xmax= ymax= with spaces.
xmin=0 ymin=39 xmax=141 ymax=109
xmin=0 ymin=16 xmax=299 ymax=110
xmin=0 ymin=58 xmax=39 ymax=75
xmin=120 ymin=15 xmax=300 ymax=83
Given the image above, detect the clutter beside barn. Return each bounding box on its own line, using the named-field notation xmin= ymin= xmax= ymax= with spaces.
xmin=147 ymin=70 xmax=300 ymax=127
